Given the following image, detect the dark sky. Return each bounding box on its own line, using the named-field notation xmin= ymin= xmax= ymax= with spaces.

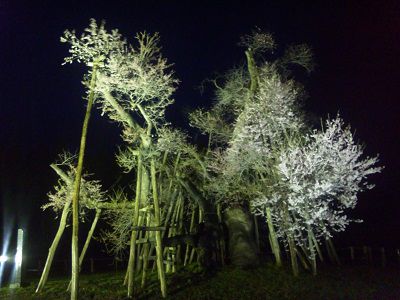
xmin=1 ymin=1 xmax=399 ymax=259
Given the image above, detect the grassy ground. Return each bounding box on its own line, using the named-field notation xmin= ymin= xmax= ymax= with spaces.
xmin=1 ymin=263 xmax=399 ymax=299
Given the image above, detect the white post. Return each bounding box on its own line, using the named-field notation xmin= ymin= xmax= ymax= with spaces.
xmin=10 ymin=229 xmax=23 ymax=288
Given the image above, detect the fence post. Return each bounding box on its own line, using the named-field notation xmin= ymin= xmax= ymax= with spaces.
xmin=368 ymin=247 xmax=373 ymax=263
xmin=363 ymin=246 xmax=368 ymax=262
xmin=90 ymin=258 xmax=94 ymax=273
xmin=350 ymin=247 xmax=354 ymax=262
xmin=380 ymin=247 xmax=386 ymax=267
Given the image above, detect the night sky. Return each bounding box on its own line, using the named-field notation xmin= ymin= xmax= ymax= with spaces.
xmin=1 ymin=1 xmax=399 ymax=260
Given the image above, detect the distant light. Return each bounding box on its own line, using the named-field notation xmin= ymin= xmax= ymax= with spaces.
xmin=10 ymin=229 xmax=24 ymax=289
xmin=0 ymin=255 xmax=8 ymax=263
xmin=15 ymin=251 xmax=22 ymax=266
xmin=15 ymin=229 xmax=23 ymax=267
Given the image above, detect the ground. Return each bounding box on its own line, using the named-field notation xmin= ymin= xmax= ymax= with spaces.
xmin=1 ymin=263 xmax=400 ymax=299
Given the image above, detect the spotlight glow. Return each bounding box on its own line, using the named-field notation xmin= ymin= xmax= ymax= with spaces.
xmin=14 ymin=251 xmax=22 ymax=266
xmin=11 ymin=229 xmax=24 ymax=288
xmin=0 ymin=255 xmax=8 ymax=263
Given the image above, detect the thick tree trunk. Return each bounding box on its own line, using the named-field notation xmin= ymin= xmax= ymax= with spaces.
xmin=224 ymin=207 xmax=259 ymax=268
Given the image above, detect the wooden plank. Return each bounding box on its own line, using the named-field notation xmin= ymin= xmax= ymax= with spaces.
xmin=136 ymin=238 xmax=156 ymax=244
xmin=132 ymin=226 xmax=166 ymax=231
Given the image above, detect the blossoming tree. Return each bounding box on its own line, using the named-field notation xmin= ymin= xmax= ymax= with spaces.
xmin=190 ymin=31 xmax=382 ymax=274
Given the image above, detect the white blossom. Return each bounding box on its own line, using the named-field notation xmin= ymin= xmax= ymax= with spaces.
xmin=225 ymin=63 xmax=305 ymax=175
xmin=251 ymin=116 xmax=382 ymax=248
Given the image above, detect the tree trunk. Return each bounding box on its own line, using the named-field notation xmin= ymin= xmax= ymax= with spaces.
xmin=36 ymin=201 xmax=70 ymax=293
xmin=224 ymin=207 xmax=259 ymax=268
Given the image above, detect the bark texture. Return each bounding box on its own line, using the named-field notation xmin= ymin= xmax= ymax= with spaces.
xmin=224 ymin=207 xmax=259 ymax=268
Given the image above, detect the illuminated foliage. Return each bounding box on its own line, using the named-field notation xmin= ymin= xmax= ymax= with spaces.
xmin=190 ymin=31 xmax=381 ymax=273
xmin=61 ymin=18 xmax=126 ymax=66
xmin=94 ymin=31 xmax=178 ymax=141
xmin=42 ymin=152 xmax=106 ymax=216
xmin=251 ymin=117 xmax=382 ymax=246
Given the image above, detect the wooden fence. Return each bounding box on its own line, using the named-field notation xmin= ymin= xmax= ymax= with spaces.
xmin=337 ymin=246 xmax=400 ymax=267
xmin=27 ymin=246 xmax=400 ymax=277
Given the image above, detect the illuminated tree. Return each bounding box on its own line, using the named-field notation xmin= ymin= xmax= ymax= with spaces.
xmin=251 ymin=117 xmax=382 ymax=275
xmin=92 ymin=30 xmax=177 ymax=298
xmin=59 ymin=19 xmax=126 ymax=300
xmin=40 ymin=20 xmax=383 ymax=295
xmin=190 ymin=31 xmax=311 ymax=268
xmin=190 ymin=30 xmax=381 ymax=275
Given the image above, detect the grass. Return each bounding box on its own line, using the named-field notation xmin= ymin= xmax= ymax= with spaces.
xmin=1 ymin=263 xmax=400 ymax=299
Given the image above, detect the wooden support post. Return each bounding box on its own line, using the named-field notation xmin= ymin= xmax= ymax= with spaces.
xmin=298 ymin=246 xmax=311 ymax=271
xmin=80 ymin=209 xmax=101 ymax=269
xmin=36 ymin=200 xmax=70 ymax=293
xmin=141 ymin=213 xmax=151 ymax=288
xmin=380 ymin=247 xmax=386 ymax=267
xmin=127 ymin=156 xmax=143 ymax=298
xmin=176 ymin=196 xmax=185 ymax=265
xmin=216 ymin=203 xmax=225 ymax=266
xmin=135 ymin=215 xmax=144 ymax=274
xmin=67 ymin=208 xmax=101 ymax=292
xmin=310 ymin=231 xmax=323 ymax=262
xmin=70 ymin=61 xmax=99 ymax=300
xmin=307 ymin=225 xmax=316 ymax=276
xmin=368 ymin=247 xmax=373 ymax=263
xmin=288 ymin=235 xmax=299 ymax=277
xmin=326 ymin=238 xmax=340 ymax=265
xmin=363 ymin=246 xmax=368 ymax=262
xmin=396 ymin=249 xmax=400 ymax=265
xmin=266 ymin=207 xmax=281 ymax=267
xmin=350 ymin=247 xmax=355 ymax=262
xmin=184 ymin=206 xmax=196 ymax=266
xmin=253 ymin=215 xmax=260 ymax=252
xmin=151 ymin=159 xmax=167 ymax=298
xmin=90 ymin=258 xmax=94 ymax=273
